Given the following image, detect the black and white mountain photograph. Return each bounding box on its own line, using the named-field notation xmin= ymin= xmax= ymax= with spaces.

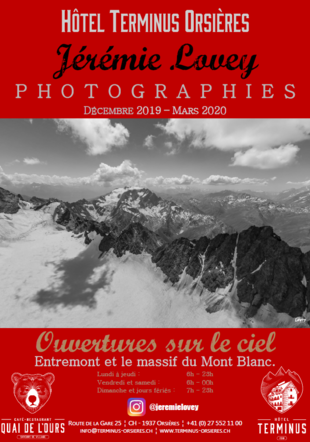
xmin=1 ymin=118 xmax=310 ymax=328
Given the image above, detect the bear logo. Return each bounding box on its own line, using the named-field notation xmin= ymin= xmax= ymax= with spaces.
xmin=11 ymin=373 xmax=55 ymax=414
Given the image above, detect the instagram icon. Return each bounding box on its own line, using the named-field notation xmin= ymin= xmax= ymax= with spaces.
xmin=127 ymin=398 xmax=146 ymax=416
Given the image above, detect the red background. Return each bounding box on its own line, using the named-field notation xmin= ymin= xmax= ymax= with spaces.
xmin=1 ymin=328 xmax=308 ymax=440
xmin=1 ymin=0 xmax=309 ymax=117
xmin=1 ymin=2 xmax=309 ymax=440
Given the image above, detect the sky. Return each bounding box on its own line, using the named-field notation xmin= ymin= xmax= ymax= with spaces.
xmin=0 ymin=118 xmax=310 ymax=201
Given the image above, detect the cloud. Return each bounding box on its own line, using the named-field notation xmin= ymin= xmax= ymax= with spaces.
xmin=23 ymin=157 xmax=46 ymax=165
xmin=145 ymin=174 xmax=200 ymax=187
xmin=202 ymin=175 xmax=268 ymax=186
xmin=6 ymin=159 xmax=20 ymax=166
xmin=157 ymin=119 xmax=310 ymax=150
xmin=230 ymin=145 xmax=299 ymax=169
xmin=0 ymin=160 xmax=143 ymax=188
xmin=6 ymin=158 xmax=46 ymax=166
xmin=145 ymin=173 xmax=269 ymax=187
xmin=54 ymin=119 xmax=130 ymax=155
xmin=156 ymin=119 xmax=310 ymax=168
xmin=143 ymin=135 xmax=155 ymax=149
xmin=287 ymin=179 xmax=310 ymax=186
xmin=164 ymin=141 xmax=179 ymax=156
xmin=84 ymin=160 xmax=143 ymax=185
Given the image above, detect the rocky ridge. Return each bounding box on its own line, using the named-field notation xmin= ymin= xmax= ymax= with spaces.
xmin=99 ymin=222 xmax=164 ymax=257
xmin=97 ymin=224 xmax=310 ymax=318
xmin=0 ymin=187 xmax=24 ymax=214
xmin=1 ymin=185 xmax=310 ymax=321
xmin=52 ymin=187 xmax=233 ymax=241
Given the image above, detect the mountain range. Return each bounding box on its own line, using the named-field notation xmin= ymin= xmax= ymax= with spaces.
xmin=159 ymin=189 xmax=310 ymax=251
xmin=0 ymin=185 xmax=310 ymax=328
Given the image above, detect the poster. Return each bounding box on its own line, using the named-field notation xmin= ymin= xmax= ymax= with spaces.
xmin=0 ymin=1 xmax=309 ymax=440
